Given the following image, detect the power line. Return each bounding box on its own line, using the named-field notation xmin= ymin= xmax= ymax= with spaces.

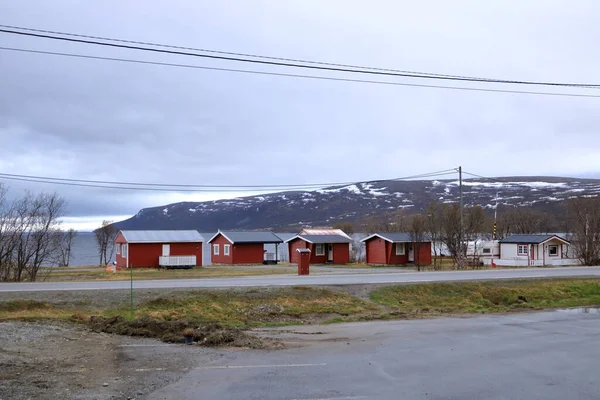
xmin=3 ymin=47 xmax=600 ymax=99
xmin=0 ymin=170 xmax=458 ymax=192
xmin=0 ymin=24 xmax=490 ymax=80
xmin=461 ymin=171 xmax=516 ymax=184
xmin=1 ymin=28 xmax=599 ymax=89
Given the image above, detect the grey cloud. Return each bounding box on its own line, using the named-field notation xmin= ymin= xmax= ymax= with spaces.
xmin=1 ymin=0 xmax=600 ymax=220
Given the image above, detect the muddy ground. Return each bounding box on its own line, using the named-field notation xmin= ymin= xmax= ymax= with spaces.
xmin=0 ymin=320 xmax=231 ymax=400
xmin=0 ymin=285 xmax=383 ymax=400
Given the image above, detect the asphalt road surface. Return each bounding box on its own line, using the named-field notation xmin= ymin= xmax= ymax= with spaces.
xmin=1 ymin=266 xmax=600 ymax=292
xmin=147 ymin=308 xmax=600 ymax=400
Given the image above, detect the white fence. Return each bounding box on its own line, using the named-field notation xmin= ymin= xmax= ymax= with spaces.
xmin=159 ymin=255 xmax=197 ymax=267
xmin=484 ymin=258 xmax=581 ymax=267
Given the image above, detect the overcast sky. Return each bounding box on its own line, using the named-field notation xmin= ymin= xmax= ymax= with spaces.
xmin=1 ymin=1 xmax=600 ymax=230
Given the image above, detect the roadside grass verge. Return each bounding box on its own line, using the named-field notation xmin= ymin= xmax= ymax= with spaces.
xmin=0 ymin=300 xmax=77 ymax=320
xmin=105 ymin=286 xmax=378 ymax=326
xmin=370 ymin=279 xmax=600 ymax=315
xmin=41 ymin=266 xmax=295 ymax=282
xmin=2 ymin=279 xmax=599 ymax=346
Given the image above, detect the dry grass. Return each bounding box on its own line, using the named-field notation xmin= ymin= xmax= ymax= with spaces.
xmin=0 ymin=300 xmax=77 ymax=321
xmin=41 ymin=266 xmax=295 ymax=282
xmin=370 ymin=278 xmax=600 ymax=315
xmin=2 ymin=279 xmax=600 ymax=345
xmin=108 ymin=286 xmax=379 ymax=327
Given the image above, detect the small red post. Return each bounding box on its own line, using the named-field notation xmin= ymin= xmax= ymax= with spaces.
xmin=296 ymin=248 xmax=311 ymax=275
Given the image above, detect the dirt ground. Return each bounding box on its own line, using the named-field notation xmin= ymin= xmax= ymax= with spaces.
xmin=0 ymin=320 xmax=229 ymax=400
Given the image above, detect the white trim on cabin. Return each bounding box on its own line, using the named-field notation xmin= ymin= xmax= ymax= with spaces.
xmin=284 ymin=235 xmax=310 ymax=244
xmin=208 ymin=230 xmax=234 ymax=244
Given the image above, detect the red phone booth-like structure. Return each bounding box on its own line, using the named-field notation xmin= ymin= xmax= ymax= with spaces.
xmin=296 ymin=248 xmax=311 ymax=275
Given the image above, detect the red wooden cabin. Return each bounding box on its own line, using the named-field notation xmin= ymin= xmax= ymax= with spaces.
xmin=114 ymin=230 xmax=204 ymax=268
xmin=286 ymin=229 xmax=352 ymax=264
xmin=208 ymin=231 xmax=283 ymax=264
xmin=361 ymin=233 xmax=432 ymax=265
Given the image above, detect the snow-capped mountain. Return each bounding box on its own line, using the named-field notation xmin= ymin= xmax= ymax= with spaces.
xmin=113 ymin=176 xmax=600 ymax=231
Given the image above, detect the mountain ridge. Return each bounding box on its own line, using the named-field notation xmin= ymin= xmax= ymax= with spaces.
xmin=113 ymin=176 xmax=600 ymax=231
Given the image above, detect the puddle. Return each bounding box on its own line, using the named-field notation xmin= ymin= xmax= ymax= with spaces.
xmin=557 ymin=307 xmax=600 ymax=314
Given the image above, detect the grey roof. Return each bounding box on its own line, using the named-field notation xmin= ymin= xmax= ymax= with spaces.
xmin=120 ymin=230 xmax=204 ymax=243
xmin=499 ymin=234 xmax=569 ymax=244
xmin=209 ymin=231 xmax=283 ymax=244
xmin=360 ymin=232 xmax=430 ymax=243
xmin=288 ymin=234 xmax=353 ymax=244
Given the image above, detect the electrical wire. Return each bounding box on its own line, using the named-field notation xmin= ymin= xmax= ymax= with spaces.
xmin=461 ymin=171 xmax=516 ymax=184
xmin=1 ymin=28 xmax=599 ymax=89
xmin=3 ymin=47 xmax=600 ymax=99
xmin=0 ymin=170 xmax=459 ymax=192
xmin=0 ymin=24 xmax=493 ymax=80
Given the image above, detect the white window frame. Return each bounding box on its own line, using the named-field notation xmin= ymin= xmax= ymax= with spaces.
xmin=548 ymin=245 xmax=559 ymax=257
xmin=116 ymin=244 xmax=120 ymax=255
xmin=395 ymin=243 xmax=406 ymax=255
xmin=224 ymin=244 xmax=230 ymax=256
xmin=213 ymin=244 xmax=220 ymax=256
xmin=315 ymin=243 xmax=325 ymax=256
xmin=121 ymin=244 xmax=127 ymax=258
xmin=517 ymin=245 xmax=528 ymax=256
xmin=482 ymin=248 xmax=491 ymax=254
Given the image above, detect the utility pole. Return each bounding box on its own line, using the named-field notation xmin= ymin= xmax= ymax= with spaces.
xmin=458 ymin=166 xmax=464 ymax=267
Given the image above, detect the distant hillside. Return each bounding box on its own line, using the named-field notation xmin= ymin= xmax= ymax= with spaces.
xmin=113 ymin=176 xmax=600 ymax=231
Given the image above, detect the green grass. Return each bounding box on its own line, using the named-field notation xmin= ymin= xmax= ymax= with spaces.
xmin=370 ymin=279 xmax=600 ymax=315
xmin=41 ymin=266 xmax=295 ymax=282
xmin=3 ymin=279 xmax=600 ymax=341
xmin=105 ymin=287 xmax=378 ymax=327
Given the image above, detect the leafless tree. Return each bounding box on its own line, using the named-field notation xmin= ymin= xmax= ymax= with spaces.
xmin=0 ymin=187 xmax=67 ymax=282
xmin=439 ymin=203 xmax=464 ymax=268
xmin=425 ymin=202 xmax=442 ymax=270
xmin=409 ymin=214 xmax=427 ymax=271
xmin=56 ymin=228 xmax=77 ymax=267
xmin=332 ymin=221 xmax=355 ymax=235
xmin=567 ymin=197 xmax=600 ymax=265
xmin=362 ymin=211 xmax=408 ymax=234
xmin=464 ymin=206 xmax=486 ymax=267
xmin=496 ymin=208 xmax=551 ymax=238
xmin=94 ymin=220 xmax=117 ymax=265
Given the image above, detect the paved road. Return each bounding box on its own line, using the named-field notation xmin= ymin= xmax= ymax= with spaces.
xmin=147 ymin=308 xmax=600 ymax=399
xmin=2 ymin=266 xmax=600 ymax=292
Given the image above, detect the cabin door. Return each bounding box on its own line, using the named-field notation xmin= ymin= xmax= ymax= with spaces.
xmin=162 ymin=244 xmax=170 ymax=256
xmin=328 ymin=244 xmax=334 ymax=262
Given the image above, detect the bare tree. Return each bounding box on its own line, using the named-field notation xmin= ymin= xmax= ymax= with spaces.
xmin=464 ymin=206 xmax=486 ymax=267
xmin=496 ymin=208 xmax=551 ymax=238
xmin=425 ymin=202 xmax=442 ymax=270
xmin=94 ymin=220 xmax=117 ymax=265
xmin=409 ymin=214 xmax=427 ymax=271
xmin=567 ymin=197 xmax=600 ymax=265
xmin=362 ymin=211 xmax=408 ymax=234
xmin=332 ymin=221 xmax=355 ymax=235
xmin=0 ymin=188 xmax=67 ymax=282
xmin=57 ymin=228 xmax=77 ymax=267
xmin=439 ymin=203 xmax=464 ymax=268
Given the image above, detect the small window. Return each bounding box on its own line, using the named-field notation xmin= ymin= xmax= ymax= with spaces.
xmin=517 ymin=245 xmax=528 ymax=256
xmin=396 ymin=243 xmax=405 ymax=255
xmin=549 ymin=245 xmax=558 ymax=257
xmin=315 ymin=244 xmax=325 ymax=256
xmin=224 ymin=244 xmax=230 ymax=256
xmin=116 ymin=244 xmax=120 ymax=255
xmin=213 ymin=244 xmax=220 ymax=255
xmin=482 ymin=248 xmax=491 ymax=254
xmin=121 ymin=244 xmax=127 ymax=258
